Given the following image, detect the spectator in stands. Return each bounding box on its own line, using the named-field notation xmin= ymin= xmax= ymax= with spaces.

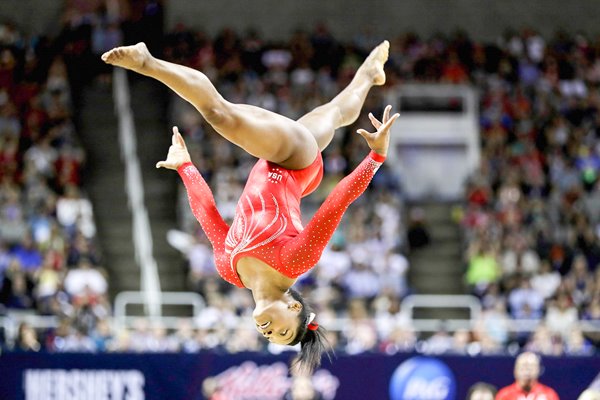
xmin=451 ymin=328 xmax=472 ymax=354
xmin=128 ymin=318 xmax=154 ymax=352
xmin=342 ymin=260 xmax=381 ymax=300
xmin=583 ymin=299 xmax=600 ymax=321
xmin=28 ymin=206 xmax=55 ymax=251
xmin=465 ymin=239 xmax=501 ymax=296
xmin=420 ymin=324 xmax=454 ymax=355
xmin=530 ymin=260 xmax=561 ymax=300
xmin=545 ymin=293 xmax=579 ymax=340
xmin=496 ymin=352 xmax=559 ymax=400
xmin=0 ymin=259 xmax=35 ymax=310
xmin=66 ymin=233 xmax=100 ymax=267
xmin=0 ymin=241 xmax=10 ymax=277
xmin=110 ymin=327 xmax=133 ymax=352
xmin=476 ymin=300 xmax=511 ymax=347
xmin=406 ymin=207 xmax=431 ymax=250
xmin=508 ymin=276 xmax=544 ymax=320
xmin=170 ymin=318 xmax=200 ymax=353
xmin=23 ymin=136 xmax=58 ymax=180
xmin=9 ymin=234 xmax=43 ymax=274
xmin=524 ymin=323 xmax=562 ymax=356
xmin=72 ymin=287 xmax=111 ymax=335
xmin=90 ymin=317 xmax=114 ymax=352
xmin=195 ymin=291 xmax=239 ymax=333
xmin=55 ymin=327 xmax=97 ymax=353
xmin=14 ymin=322 xmax=41 ymax=352
xmin=564 ymin=327 xmax=594 ymax=356
xmin=33 ymin=253 xmax=63 ymax=313
xmin=64 ymin=257 xmax=108 ymax=298
xmin=579 ymin=389 xmax=600 ymax=400
xmin=565 ymin=254 xmax=594 ymax=307
xmin=145 ymin=321 xmax=178 ymax=352
xmin=56 ymin=184 xmax=96 ymax=239
xmin=344 ymin=321 xmax=378 ymax=355
xmin=379 ymin=324 xmax=416 ymax=355
xmin=314 ymin=236 xmax=352 ymax=287
xmin=342 ymin=298 xmax=378 ymax=354
xmin=374 ymin=251 xmax=409 ymax=298
xmin=499 ymin=233 xmax=540 ymax=277
xmin=466 ymin=382 xmax=496 ymax=400
xmin=373 ymin=294 xmax=410 ymax=337
xmin=225 ymin=326 xmax=263 ymax=353
xmin=186 ymin=235 xmax=218 ymax=292
xmin=55 ymin=144 xmax=85 ymax=189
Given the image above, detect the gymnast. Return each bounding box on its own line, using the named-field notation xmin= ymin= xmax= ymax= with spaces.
xmin=102 ymin=40 xmax=399 ymax=372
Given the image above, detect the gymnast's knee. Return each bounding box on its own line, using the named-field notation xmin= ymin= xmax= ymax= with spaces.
xmin=201 ymin=105 xmax=230 ymax=126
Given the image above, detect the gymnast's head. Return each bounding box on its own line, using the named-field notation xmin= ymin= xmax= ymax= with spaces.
xmin=253 ymin=288 xmax=329 ymax=373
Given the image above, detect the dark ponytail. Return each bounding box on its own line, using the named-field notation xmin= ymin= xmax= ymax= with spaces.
xmin=288 ymin=288 xmax=332 ymax=374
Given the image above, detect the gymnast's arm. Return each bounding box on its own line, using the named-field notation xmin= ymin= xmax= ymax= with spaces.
xmin=280 ymin=106 xmax=399 ymax=275
xmin=279 ymin=150 xmax=386 ymax=274
xmin=158 ymin=127 xmax=230 ymax=252
xmin=177 ymin=162 xmax=230 ymax=251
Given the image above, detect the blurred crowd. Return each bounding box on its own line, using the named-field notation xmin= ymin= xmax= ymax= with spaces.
xmin=0 ymin=11 xmax=109 ymax=349
xmin=1 ymin=0 xmax=600 ymax=359
xmin=459 ymin=27 xmax=600 ymax=356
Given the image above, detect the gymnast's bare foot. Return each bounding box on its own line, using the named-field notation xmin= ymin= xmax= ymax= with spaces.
xmin=101 ymin=42 xmax=152 ymax=74
xmin=357 ymin=40 xmax=389 ymax=86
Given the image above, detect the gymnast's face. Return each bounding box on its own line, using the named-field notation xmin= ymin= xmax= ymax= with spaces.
xmin=253 ymin=298 xmax=303 ymax=345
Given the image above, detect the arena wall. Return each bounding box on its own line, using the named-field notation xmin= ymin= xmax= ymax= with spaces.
xmin=1 ymin=1 xmax=599 ymax=41
xmin=167 ymin=0 xmax=600 ymax=40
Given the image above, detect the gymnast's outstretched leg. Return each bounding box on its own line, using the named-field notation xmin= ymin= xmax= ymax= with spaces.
xmin=102 ymin=43 xmax=318 ymax=170
xmin=297 ymin=40 xmax=389 ymax=150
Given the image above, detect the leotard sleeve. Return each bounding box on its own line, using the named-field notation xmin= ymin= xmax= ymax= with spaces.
xmin=279 ymin=151 xmax=386 ymax=276
xmin=178 ymin=162 xmax=229 ymax=254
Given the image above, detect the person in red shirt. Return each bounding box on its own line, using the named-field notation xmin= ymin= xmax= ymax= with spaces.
xmin=496 ymin=352 xmax=560 ymax=400
xmin=102 ymin=40 xmax=398 ymax=373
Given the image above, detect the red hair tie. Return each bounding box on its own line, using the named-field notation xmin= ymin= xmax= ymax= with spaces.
xmin=307 ymin=322 xmax=319 ymax=331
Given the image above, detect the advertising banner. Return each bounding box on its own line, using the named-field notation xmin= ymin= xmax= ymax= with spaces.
xmin=0 ymin=351 xmax=597 ymax=399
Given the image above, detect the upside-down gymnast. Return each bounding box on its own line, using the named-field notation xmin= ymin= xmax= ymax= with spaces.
xmin=102 ymin=40 xmax=399 ymax=373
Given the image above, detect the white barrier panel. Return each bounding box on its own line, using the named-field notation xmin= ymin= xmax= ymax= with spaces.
xmin=386 ymin=84 xmax=480 ymax=201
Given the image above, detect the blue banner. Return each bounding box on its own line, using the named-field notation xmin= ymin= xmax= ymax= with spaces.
xmin=0 ymin=351 xmax=597 ymax=399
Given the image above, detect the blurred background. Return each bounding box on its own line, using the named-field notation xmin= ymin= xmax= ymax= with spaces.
xmin=0 ymin=1 xmax=599 ymax=399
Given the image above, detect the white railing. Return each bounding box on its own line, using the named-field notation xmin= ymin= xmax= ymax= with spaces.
xmin=3 ymin=313 xmax=600 ymax=342
xmin=113 ymin=291 xmax=206 ymax=330
xmin=2 ymin=291 xmax=598 ymax=348
xmin=2 ymin=307 xmax=600 ymax=346
xmin=400 ymin=294 xmax=483 ymax=321
xmin=113 ymin=68 xmax=162 ymax=317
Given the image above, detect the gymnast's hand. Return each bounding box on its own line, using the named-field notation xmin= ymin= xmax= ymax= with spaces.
xmin=357 ymin=105 xmax=400 ymax=157
xmin=156 ymin=127 xmax=192 ymax=170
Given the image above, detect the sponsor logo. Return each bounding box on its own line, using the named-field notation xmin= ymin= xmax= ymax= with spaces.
xmin=24 ymin=369 xmax=145 ymax=400
xmin=389 ymin=357 xmax=456 ymax=400
xmin=202 ymin=361 xmax=339 ymax=400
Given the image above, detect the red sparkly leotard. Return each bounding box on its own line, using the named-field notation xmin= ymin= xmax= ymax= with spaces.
xmin=177 ymin=151 xmax=386 ymax=288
